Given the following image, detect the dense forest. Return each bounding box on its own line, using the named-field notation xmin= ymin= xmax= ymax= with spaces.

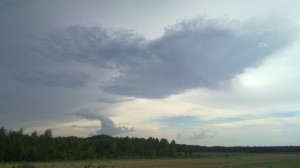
xmin=0 ymin=127 xmax=176 ymax=162
xmin=176 ymin=144 xmax=300 ymax=157
xmin=1 ymin=127 xmax=300 ymax=162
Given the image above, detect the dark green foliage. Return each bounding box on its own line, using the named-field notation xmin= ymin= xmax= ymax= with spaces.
xmin=0 ymin=127 xmax=176 ymax=162
xmin=176 ymin=144 xmax=300 ymax=157
xmin=16 ymin=163 xmax=36 ymax=168
xmin=4 ymin=126 xmax=300 ymax=162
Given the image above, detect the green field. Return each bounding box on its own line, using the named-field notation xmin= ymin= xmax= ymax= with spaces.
xmin=2 ymin=153 xmax=300 ymax=168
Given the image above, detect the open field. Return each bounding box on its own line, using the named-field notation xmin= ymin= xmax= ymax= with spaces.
xmin=2 ymin=153 xmax=300 ymax=168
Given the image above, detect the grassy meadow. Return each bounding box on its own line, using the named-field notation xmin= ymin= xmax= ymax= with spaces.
xmin=2 ymin=153 xmax=300 ymax=168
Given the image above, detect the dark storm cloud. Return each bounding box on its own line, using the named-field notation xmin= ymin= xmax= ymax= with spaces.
xmin=95 ymin=97 xmax=134 ymax=104
xmin=76 ymin=108 xmax=134 ymax=136
xmin=0 ymin=0 xmax=35 ymax=10
xmin=40 ymin=26 xmax=147 ymax=68
xmin=15 ymin=71 xmax=91 ymax=88
xmin=42 ymin=17 xmax=297 ymax=98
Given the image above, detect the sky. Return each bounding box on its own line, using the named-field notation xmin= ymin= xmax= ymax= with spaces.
xmin=1 ymin=0 xmax=300 ymax=146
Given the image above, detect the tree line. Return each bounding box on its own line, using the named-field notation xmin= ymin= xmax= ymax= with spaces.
xmin=176 ymin=144 xmax=300 ymax=157
xmin=0 ymin=127 xmax=176 ymax=162
xmin=2 ymin=126 xmax=300 ymax=162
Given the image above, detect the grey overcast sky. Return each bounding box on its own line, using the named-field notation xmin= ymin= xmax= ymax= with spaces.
xmin=1 ymin=0 xmax=300 ymax=146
